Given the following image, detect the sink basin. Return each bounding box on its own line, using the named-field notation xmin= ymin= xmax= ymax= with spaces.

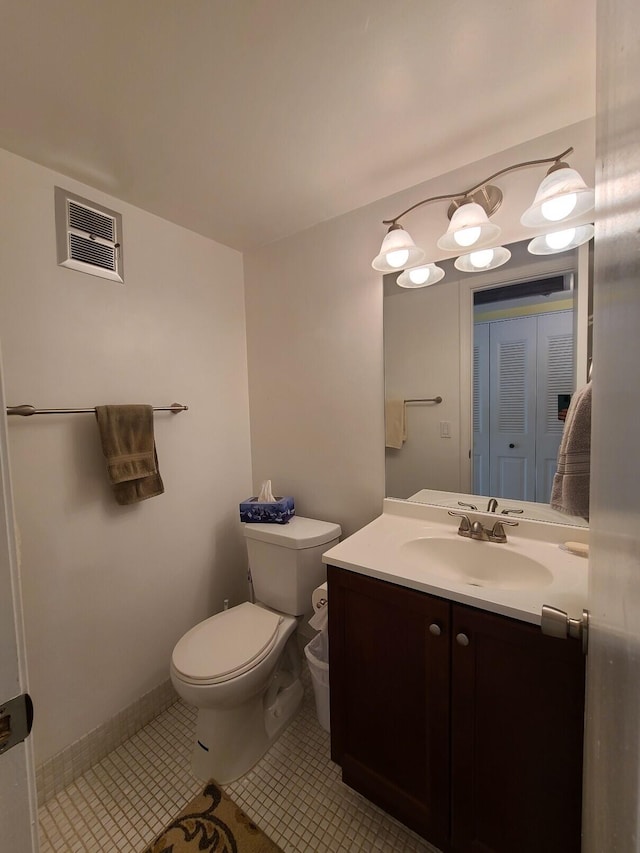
xmin=400 ymin=536 xmax=554 ymax=590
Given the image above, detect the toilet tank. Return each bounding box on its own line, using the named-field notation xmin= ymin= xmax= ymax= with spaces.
xmin=244 ymin=516 xmax=341 ymax=615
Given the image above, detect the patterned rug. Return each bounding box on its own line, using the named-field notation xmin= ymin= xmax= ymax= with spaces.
xmin=142 ymin=780 xmax=284 ymax=853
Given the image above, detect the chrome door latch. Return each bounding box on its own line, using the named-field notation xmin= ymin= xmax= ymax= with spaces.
xmin=0 ymin=693 xmax=34 ymax=756
xmin=541 ymin=605 xmax=590 ymax=654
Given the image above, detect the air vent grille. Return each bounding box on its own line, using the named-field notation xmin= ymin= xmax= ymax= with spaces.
xmin=69 ymin=234 xmax=117 ymax=271
xmin=55 ymin=187 xmax=124 ymax=283
xmin=68 ymin=201 xmax=115 ymax=242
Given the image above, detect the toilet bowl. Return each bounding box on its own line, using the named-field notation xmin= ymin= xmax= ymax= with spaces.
xmin=171 ymin=602 xmax=303 ymax=783
xmin=170 ymin=515 xmax=341 ymax=783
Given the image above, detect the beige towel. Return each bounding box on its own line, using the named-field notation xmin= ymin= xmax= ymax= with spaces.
xmin=550 ymin=382 xmax=591 ymax=520
xmin=385 ymin=399 xmax=407 ymax=449
xmin=95 ymin=405 xmax=164 ymax=505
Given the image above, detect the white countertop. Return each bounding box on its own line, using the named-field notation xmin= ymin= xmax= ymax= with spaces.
xmin=322 ymin=498 xmax=589 ymax=626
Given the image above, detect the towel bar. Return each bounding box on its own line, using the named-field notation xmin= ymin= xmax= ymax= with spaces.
xmin=6 ymin=403 xmax=188 ymax=417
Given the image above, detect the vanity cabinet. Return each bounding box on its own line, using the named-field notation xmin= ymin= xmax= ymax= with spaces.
xmin=327 ymin=565 xmax=585 ymax=853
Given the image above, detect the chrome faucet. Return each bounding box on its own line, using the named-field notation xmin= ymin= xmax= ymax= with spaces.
xmin=448 ymin=511 xmax=519 ymax=543
xmin=486 ymin=498 xmax=499 ymax=513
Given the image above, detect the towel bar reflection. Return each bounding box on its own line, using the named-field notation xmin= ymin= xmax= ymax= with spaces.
xmin=6 ymin=403 xmax=188 ymax=417
xmin=404 ymin=396 xmax=443 ymax=404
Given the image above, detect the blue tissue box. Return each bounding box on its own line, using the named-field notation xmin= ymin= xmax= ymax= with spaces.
xmin=239 ymin=496 xmax=295 ymax=524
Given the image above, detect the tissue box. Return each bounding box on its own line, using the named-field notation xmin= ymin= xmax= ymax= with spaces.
xmin=239 ymin=496 xmax=295 ymax=524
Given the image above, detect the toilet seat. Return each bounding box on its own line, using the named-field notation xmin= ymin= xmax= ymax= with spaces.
xmin=172 ymin=602 xmax=283 ymax=685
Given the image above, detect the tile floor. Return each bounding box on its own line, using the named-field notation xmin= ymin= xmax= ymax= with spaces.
xmin=39 ymin=673 xmax=438 ymax=852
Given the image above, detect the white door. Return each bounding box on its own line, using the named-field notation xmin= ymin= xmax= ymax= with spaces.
xmin=488 ymin=316 xmax=538 ymax=500
xmin=582 ymin=0 xmax=640 ymax=846
xmin=0 ymin=346 xmax=39 ymax=851
xmin=477 ymin=311 xmax=574 ymax=502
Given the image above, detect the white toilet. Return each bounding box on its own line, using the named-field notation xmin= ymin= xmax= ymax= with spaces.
xmin=170 ymin=515 xmax=341 ymax=783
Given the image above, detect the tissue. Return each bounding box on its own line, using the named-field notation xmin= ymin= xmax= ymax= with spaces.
xmin=258 ymin=479 xmax=275 ymax=502
xmin=239 ymin=479 xmax=295 ymax=524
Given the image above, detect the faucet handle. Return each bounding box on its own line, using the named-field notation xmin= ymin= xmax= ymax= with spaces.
xmin=448 ymin=510 xmax=472 ymax=534
xmin=457 ymin=501 xmax=478 ymax=510
xmin=489 ymin=519 xmax=519 ymax=543
xmin=501 ymin=507 xmax=524 ymax=516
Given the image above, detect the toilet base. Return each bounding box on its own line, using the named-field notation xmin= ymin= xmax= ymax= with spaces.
xmin=191 ymin=677 xmax=304 ymax=783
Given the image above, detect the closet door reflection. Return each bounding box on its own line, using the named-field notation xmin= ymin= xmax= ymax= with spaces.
xmin=473 ymin=310 xmax=573 ymax=502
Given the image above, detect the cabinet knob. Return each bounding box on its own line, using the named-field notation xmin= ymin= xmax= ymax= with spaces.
xmin=429 ymin=623 xmax=442 ymax=636
xmin=456 ymin=632 xmax=470 ymax=647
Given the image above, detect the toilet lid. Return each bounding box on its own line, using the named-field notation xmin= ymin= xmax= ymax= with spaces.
xmin=172 ymin=602 xmax=283 ymax=683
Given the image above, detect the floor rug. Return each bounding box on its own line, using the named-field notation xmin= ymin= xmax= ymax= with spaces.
xmin=142 ymin=780 xmax=284 ymax=853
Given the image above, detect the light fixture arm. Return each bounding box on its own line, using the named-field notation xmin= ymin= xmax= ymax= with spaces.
xmin=382 ymin=146 xmax=574 ymax=226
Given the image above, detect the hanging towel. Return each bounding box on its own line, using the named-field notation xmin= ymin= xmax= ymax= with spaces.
xmin=550 ymin=381 xmax=592 ymax=520
xmin=95 ymin=405 xmax=164 ymax=505
xmin=385 ymin=399 xmax=407 ymax=449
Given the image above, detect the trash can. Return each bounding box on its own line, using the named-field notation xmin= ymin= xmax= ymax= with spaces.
xmin=304 ymin=629 xmax=330 ymax=732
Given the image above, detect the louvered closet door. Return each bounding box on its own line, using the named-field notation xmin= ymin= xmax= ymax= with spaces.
xmin=473 ymin=323 xmax=490 ymax=496
xmin=536 ymin=311 xmax=574 ymax=502
xmin=489 ymin=317 xmax=537 ymax=501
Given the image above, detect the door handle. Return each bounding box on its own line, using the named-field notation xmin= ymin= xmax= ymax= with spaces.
xmin=0 ymin=694 xmax=33 ymax=756
xmin=541 ymin=605 xmax=590 ymax=654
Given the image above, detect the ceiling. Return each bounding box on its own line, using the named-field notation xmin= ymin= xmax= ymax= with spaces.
xmin=0 ymin=1 xmax=596 ymax=251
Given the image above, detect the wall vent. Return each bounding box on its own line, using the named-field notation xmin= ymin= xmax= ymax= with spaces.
xmin=55 ymin=187 xmax=124 ymax=282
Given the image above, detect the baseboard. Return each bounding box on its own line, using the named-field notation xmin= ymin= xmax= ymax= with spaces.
xmin=35 ymin=679 xmax=177 ymax=806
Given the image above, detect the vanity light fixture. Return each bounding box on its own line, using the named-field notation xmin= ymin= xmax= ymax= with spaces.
xmin=527 ymin=223 xmax=595 ymax=255
xmin=371 ymin=225 xmax=426 ymax=272
xmin=520 ymin=164 xmax=595 ymax=228
xmin=396 ymin=262 xmax=446 ymax=288
xmin=372 ymin=146 xmax=594 ymax=276
xmin=436 ymin=200 xmax=501 ymax=252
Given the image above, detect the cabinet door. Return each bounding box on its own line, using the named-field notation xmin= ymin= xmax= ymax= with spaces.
xmin=328 ymin=566 xmax=451 ymax=847
xmin=450 ymin=604 xmax=585 ymax=853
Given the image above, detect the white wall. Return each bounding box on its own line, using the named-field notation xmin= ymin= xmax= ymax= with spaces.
xmin=0 ymin=149 xmax=253 ymax=764
xmin=244 ymin=121 xmax=594 ymax=536
xmin=244 ymin=204 xmax=386 ymax=537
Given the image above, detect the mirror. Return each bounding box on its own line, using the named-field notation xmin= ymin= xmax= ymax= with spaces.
xmin=384 ymin=238 xmax=592 ymax=527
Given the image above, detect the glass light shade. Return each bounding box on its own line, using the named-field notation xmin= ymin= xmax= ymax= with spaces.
xmin=527 ymin=223 xmax=594 ymax=255
xmin=454 ymin=246 xmax=511 ymax=273
xmin=437 ymin=202 xmax=501 ymax=252
xmin=372 ymin=227 xmax=426 ymax=272
xmin=396 ymin=263 xmax=445 ymax=288
xmin=521 ymin=167 xmax=595 ymax=228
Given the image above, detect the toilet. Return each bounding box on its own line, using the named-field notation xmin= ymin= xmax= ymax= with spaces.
xmin=170 ymin=515 xmax=341 ymax=783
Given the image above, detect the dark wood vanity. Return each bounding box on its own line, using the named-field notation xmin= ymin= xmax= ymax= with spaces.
xmin=327 ymin=564 xmax=585 ymax=853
